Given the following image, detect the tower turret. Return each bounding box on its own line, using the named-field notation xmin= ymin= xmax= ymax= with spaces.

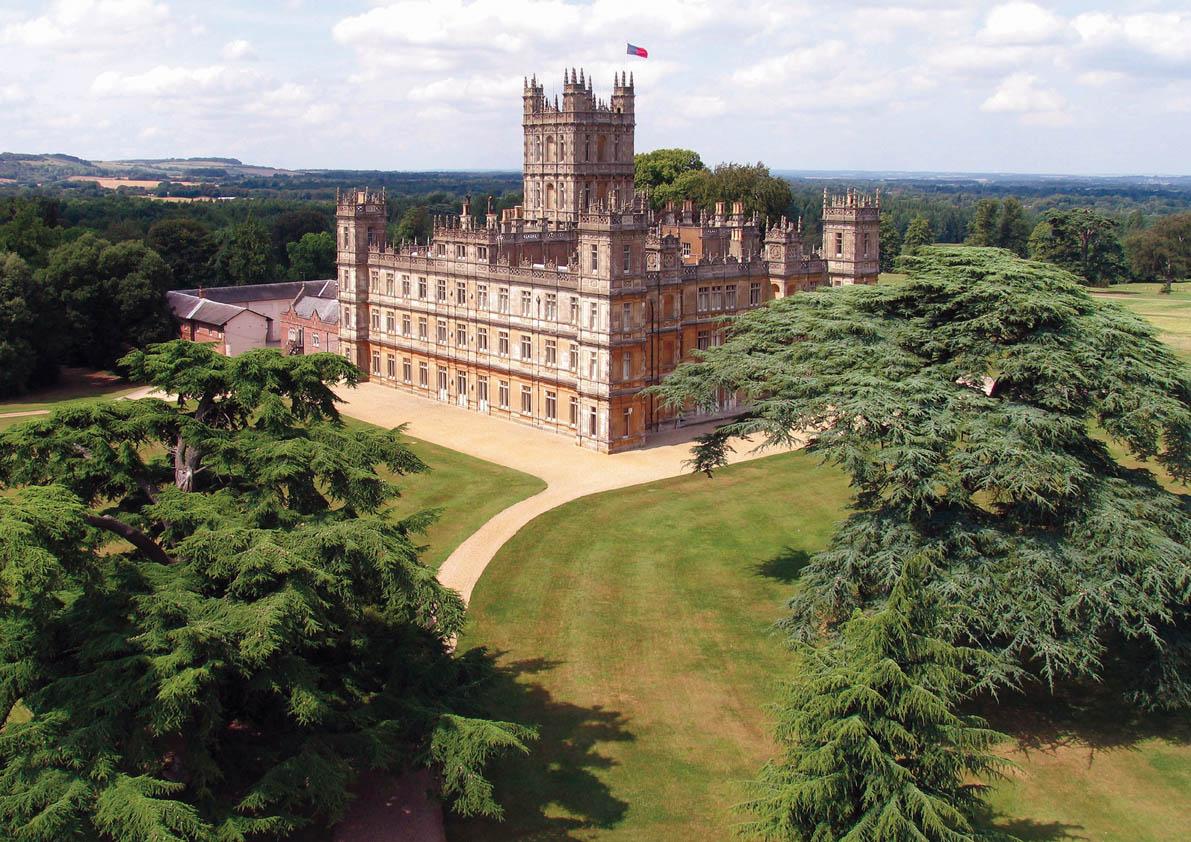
xmin=822 ymin=187 xmax=880 ymax=286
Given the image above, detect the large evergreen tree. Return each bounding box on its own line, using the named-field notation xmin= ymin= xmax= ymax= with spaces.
xmin=742 ymin=557 xmax=1012 ymax=842
xmin=993 ymin=197 xmax=1030 ymax=257
xmin=0 ymin=342 xmax=532 ymax=840
xmin=879 ymin=215 xmax=902 ymax=273
xmin=966 ymin=199 xmax=1000 ymax=247
xmin=901 ymin=214 xmax=934 ymax=254
xmin=655 ymin=246 xmax=1191 ymax=709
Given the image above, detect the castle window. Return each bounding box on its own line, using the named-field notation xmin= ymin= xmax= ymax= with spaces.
xmin=418 ymin=277 xmax=427 ymax=299
xmin=477 ymin=326 xmax=489 ymax=351
xmin=622 ymin=407 xmax=632 ymax=436
xmin=436 ymin=243 xmax=446 ymax=257
xmin=545 ymin=293 xmax=557 ymax=320
xmin=590 ymin=244 xmax=598 ymax=271
xmin=584 ymin=135 xmax=591 ymax=161
xmin=455 ymin=244 xmax=466 ymax=259
xmin=403 ymin=358 xmax=411 ymax=383
xmin=419 ymin=361 xmax=428 ymax=387
xmin=456 ymin=281 xmax=466 ymax=304
xmin=697 ymin=330 xmax=711 ymax=351
xmin=367 ymin=229 xmax=376 ymax=248
xmin=622 ymin=245 xmax=631 ymax=273
xmin=589 ymin=405 xmax=597 ymax=436
xmin=478 ymin=376 xmax=489 ymax=404
xmin=545 ymin=339 xmax=557 ymax=365
xmin=546 ymin=135 xmax=555 ymax=162
xmin=457 ymin=372 xmax=467 ymax=401
xmin=863 ymin=232 xmax=871 ymax=257
xmin=418 ymin=317 xmax=427 ymax=340
xmin=535 ymin=184 xmax=542 ymax=208
xmin=341 ymin=228 xmax=348 ymax=247
xmin=438 ymin=367 xmax=448 ymax=395
xmin=569 ymin=396 xmax=579 ymax=427
xmin=682 ymin=242 xmax=691 ymax=258
xmin=371 ymin=351 xmax=381 ymax=374
xmin=545 ymin=391 xmax=557 ymax=421
xmin=520 ymin=290 xmax=532 ymax=316
xmin=535 ymin=136 xmax=542 ymax=162
xmin=499 ymin=380 xmax=509 ymax=408
xmin=477 ymin=245 xmax=488 ymax=260
xmin=385 ymin=274 xmax=394 ymax=296
xmin=385 ymin=311 xmax=395 ymax=333
xmin=370 ymin=270 xmax=379 ymax=285
xmin=546 ymin=183 xmax=556 ymax=210
xmin=477 ymin=283 xmax=489 ymax=308
xmin=750 ymin=282 xmax=761 ymax=305
xmin=436 ymin=279 xmax=446 ymax=301
xmin=621 ymin=352 xmax=631 ymax=379
xmin=621 ymin=302 xmax=631 ymax=330
xmin=401 ymin=275 xmax=411 ymax=296
xmin=570 ymin=297 xmax=580 ymax=324
xmin=402 ymin=314 xmax=411 ymax=336
xmin=835 ymin=232 xmax=844 ymax=257
xmin=711 ymin=286 xmax=723 ymax=310
xmin=588 ymin=302 xmax=599 ymax=329
xmin=726 ymin=285 xmax=738 ymax=309
xmin=697 ymin=287 xmax=710 ymax=312
xmin=520 ymin=334 xmax=532 ymax=360
xmin=370 ymin=309 xmax=380 ymax=330
xmin=569 ymin=343 xmax=578 ymax=372
xmin=456 ymin=324 xmax=467 ymax=346
xmin=498 ymin=287 xmax=509 ymax=313
xmin=499 ymin=330 xmax=509 ymax=356
xmin=520 ymin=385 xmax=532 ymax=414
xmin=436 ymin=319 xmax=447 ymax=344
xmin=386 ymin=354 xmax=395 ymax=378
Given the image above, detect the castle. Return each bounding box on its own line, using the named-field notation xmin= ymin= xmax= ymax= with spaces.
xmin=337 ymin=70 xmax=879 ymax=451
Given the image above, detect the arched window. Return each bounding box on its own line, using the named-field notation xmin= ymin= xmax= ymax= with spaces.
xmin=546 ymin=135 xmax=556 ymax=162
xmin=546 ymin=183 xmax=556 ymax=210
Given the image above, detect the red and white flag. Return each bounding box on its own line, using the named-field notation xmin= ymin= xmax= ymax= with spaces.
xmin=626 ymin=43 xmax=648 ymax=58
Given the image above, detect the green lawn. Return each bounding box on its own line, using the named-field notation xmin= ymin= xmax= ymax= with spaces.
xmin=1089 ymin=282 xmax=1190 ymax=359
xmin=451 ymin=451 xmax=852 ymax=840
xmin=0 ymin=369 xmax=141 ymax=414
xmin=452 ymin=449 xmax=1190 ymax=841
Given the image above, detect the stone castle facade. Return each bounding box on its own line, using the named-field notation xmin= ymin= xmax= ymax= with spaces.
xmin=337 ymin=70 xmax=879 ymax=451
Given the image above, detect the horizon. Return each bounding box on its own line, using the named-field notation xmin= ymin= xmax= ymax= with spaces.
xmin=1 ymin=2 xmax=1188 ymax=176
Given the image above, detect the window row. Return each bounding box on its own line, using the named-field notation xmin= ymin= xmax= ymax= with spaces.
xmin=696 ymin=282 xmax=763 ymax=313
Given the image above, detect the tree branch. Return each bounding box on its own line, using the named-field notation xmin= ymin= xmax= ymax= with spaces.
xmin=84 ymin=513 xmax=176 ymax=566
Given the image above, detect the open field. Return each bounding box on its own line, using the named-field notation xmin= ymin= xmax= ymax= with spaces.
xmin=1091 ymin=282 xmax=1191 ymax=359
xmin=453 ymin=448 xmax=1189 ymax=841
xmin=66 ymin=175 xmax=199 ymax=189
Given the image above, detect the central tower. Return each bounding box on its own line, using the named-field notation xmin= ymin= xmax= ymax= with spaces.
xmin=522 ymin=69 xmax=636 ymax=224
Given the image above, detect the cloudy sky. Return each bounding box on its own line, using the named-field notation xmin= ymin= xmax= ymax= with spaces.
xmin=1 ymin=1 xmax=1188 ymax=174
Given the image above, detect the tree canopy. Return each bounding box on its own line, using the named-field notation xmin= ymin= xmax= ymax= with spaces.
xmin=633 ymin=148 xmax=705 ymax=192
xmin=655 ymin=246 xmax=1191 ymax=710
xmin=146 ymin=218 xmax=218 ymax=289
xmin=1028 ymin=208 xmax=1128 ymax=287
xmin=0 ymin=341 xmax=533 ymax=840
xmin=633 ymin=150 xmax=791 ymax=219
xmin=1126 ymin=212 xmax=1190 ymax=292
xmin=286 ymin=231 xmax=336 ymax=281
xmin=902 ymin=214 xmax=934 ymax=253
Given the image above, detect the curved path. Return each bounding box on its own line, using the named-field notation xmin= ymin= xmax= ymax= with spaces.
xmin=336 ymin=382 xmax=794 ymax=603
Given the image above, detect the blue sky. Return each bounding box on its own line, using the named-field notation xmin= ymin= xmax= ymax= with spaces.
xmin=1 ymin=1 xmax=1188 ymax=174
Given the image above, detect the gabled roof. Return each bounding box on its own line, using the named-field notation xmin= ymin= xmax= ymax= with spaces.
xmin=167 ymin=291 xmax=268 ymax=327
xmin=173 ymin=279 xmax=336 ymax=306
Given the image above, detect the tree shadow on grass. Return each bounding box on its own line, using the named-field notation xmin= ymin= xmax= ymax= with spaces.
xmin=973 ymin=673 xmax=1191 ymax=760
xmin=972 ymin=804 xmax=1088 ymax=841
xmin=446 ymin=653 xmax=633 ymax=841
xmin=752 ymin=546 xmax=811 ymax=584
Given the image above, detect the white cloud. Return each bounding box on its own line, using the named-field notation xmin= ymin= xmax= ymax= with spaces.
xmin=1 ymin=0 xmax=171 ymax=49
xmin=91 ymin=64 xmax=259 ymax=98
xmin=981 ymin=72 xmax=1067 ymax=118
xmin=222 ymin=39 xmax=255 ymax=61
xmin=1072 ymin=11 xmax=1191 ymax=67
xmin=980 ymin=2 xmax=1067 ymax=45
